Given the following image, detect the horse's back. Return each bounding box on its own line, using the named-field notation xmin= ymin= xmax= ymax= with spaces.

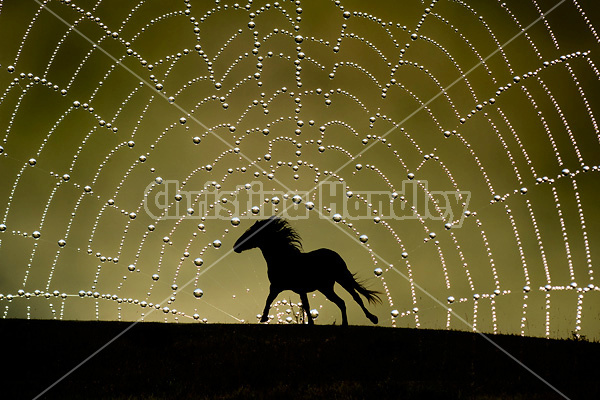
xmin=307 ymin=247 xmax=343 ymax=259
xmin=302 ymin=248 xmax=346 ymax=275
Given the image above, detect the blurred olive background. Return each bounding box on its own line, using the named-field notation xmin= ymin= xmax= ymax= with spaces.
xmin=1 ymin=0 xmax=599 ymax=340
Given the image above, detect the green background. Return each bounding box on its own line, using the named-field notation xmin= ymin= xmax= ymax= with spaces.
xmin=1 ymin=0 xmax=599 ymax=340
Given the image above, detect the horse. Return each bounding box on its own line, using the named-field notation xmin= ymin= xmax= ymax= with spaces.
xmin=233 ymin=216 xmax=381 ymax=325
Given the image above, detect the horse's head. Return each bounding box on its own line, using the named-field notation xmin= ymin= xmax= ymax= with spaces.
xmin=233 ymin=218 xmax=273 ymax=253
xmin=233 ymin=216 xmax=302 ymax=253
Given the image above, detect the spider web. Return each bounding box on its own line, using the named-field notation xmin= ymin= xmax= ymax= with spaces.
xmin=0 ymin=0 xmax=599 ymax=340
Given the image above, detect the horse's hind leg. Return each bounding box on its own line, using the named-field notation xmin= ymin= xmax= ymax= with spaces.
xmin=299 ymin=292 xmax=314 ymax=325
xmin=348 ymin=288 xmax=378 ymax=324
xmin=338 ymin=275 xmax=379 ymax=324
xmin=320 ymin=287 xmax=348 ymax=326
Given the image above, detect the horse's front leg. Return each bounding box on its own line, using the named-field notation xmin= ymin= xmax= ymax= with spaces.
xmin=299 ymin=292 xmax=314 ymax=325
xmin=260 ymin=286 xmax=281 ymax=323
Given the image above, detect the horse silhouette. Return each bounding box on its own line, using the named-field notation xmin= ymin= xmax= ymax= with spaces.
xmin=233 ymin=216 xmax=381 ymax=325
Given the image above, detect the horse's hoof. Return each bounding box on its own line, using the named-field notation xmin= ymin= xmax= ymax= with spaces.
xmin=259 ymin=317 xmax=268 ymax=323
xmin=370 ymin=315 xmax=378 ymax=324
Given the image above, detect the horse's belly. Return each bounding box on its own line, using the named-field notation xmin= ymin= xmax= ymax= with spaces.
xmin=267 ymin=249 xmax=339 ymax=292
xmin=290 ymin=285 xmax=318 ymax=294
xmin=278 ymin=276 xmax=318 ymax=293
xmin=289 ymin=274 xmax=334 ymax=293
xmin=271 ymin=273 xmax=322 ymax=293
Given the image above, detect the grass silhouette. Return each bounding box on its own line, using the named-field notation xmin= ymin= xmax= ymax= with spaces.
xmin=3 ymin=319 xmax=598 ymax=399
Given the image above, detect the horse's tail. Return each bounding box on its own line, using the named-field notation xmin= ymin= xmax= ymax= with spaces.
xmin=352 ymin=273 xmax=383 ymax=305
xmin=339 ymin=269 xmax=382 ymax=305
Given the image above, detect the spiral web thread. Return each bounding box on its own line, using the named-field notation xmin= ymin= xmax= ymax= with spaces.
xmin=0 ymin=0 xmax=599 ymax=340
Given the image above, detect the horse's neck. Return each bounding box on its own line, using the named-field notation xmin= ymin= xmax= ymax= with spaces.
xmin=260 ymin=244 xmax=300 ymax=267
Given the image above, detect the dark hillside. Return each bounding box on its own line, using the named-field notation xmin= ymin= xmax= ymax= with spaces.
xmin=1 ymin=319 xmax=598 ymax=399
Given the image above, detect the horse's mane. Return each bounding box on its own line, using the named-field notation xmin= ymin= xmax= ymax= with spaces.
xmin=264 ymin=217 xmax=303 ymax=252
